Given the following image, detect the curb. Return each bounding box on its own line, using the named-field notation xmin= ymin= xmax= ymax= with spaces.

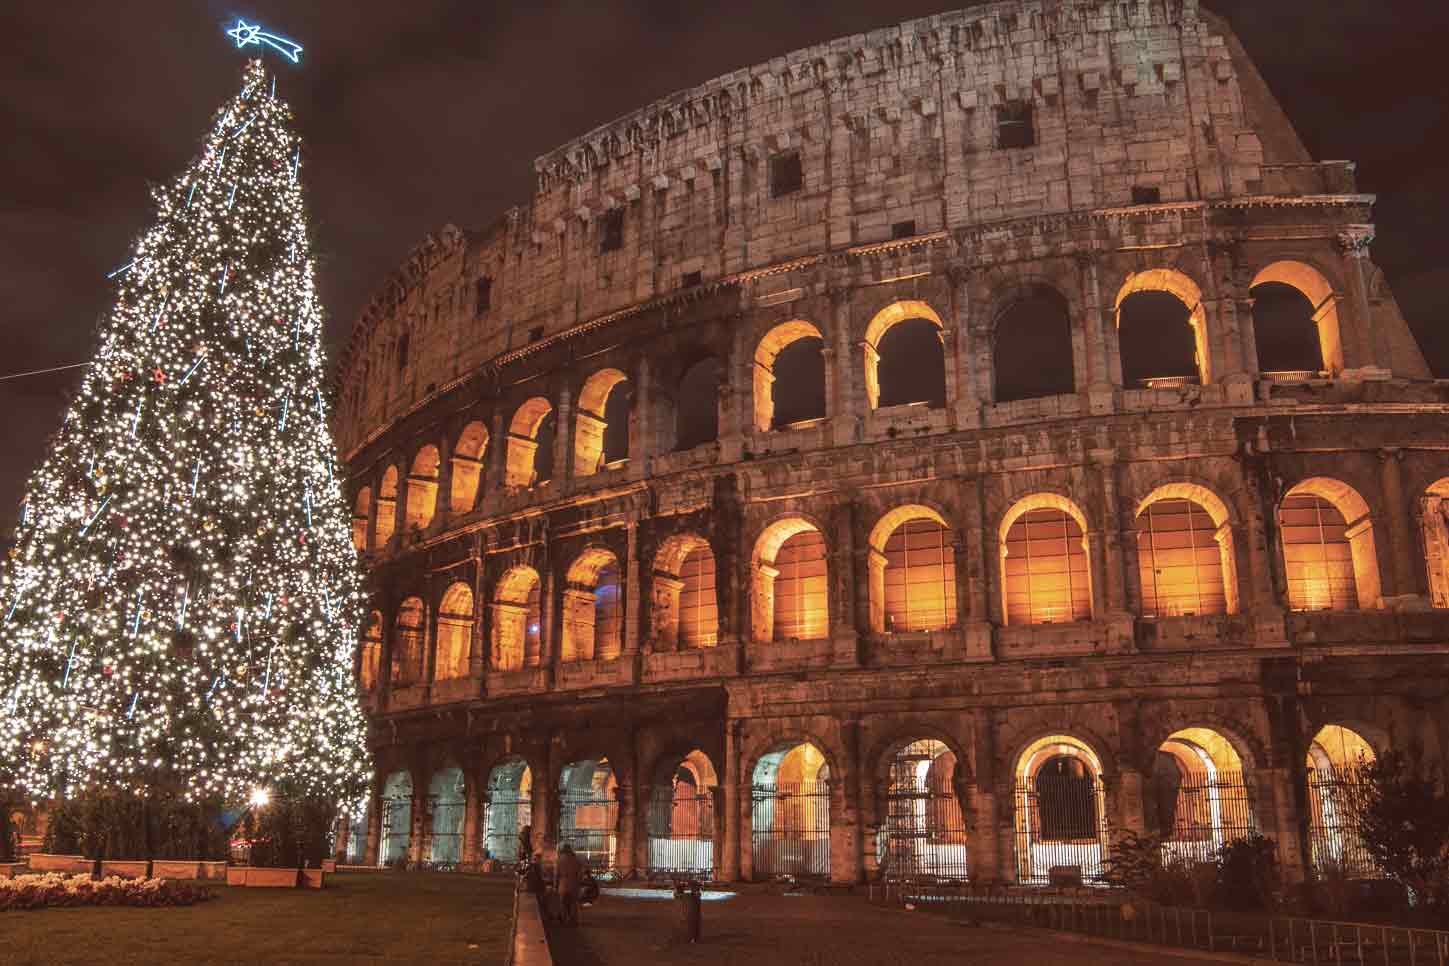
xmin=973 ymin=920 xmax=1266 ymax=965
xmin=510 ymin=887 xmax=554 ymax=966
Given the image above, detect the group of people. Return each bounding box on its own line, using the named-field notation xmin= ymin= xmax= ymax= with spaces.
xmin=517 ymin=824 xmax=599 ymax=928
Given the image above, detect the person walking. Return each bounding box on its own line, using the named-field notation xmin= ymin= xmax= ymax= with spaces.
xmin=555 ymin=843 xmax=583 ymax=927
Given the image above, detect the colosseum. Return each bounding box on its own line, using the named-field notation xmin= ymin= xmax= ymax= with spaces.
xmin=332 ymin=0 xmax=1449 ymax=888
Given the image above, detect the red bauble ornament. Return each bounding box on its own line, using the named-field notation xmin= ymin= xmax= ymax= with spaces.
xmin=102 ymin=665 xmax=114 ymax=678
xmin=152 ymin=367 xmax=168 ymax=384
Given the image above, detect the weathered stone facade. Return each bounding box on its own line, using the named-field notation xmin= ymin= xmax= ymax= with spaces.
xmin=335 ymin=0 xmax=1449 ymax=885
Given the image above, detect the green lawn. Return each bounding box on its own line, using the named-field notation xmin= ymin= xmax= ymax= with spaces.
xmin=6 ymin=871 xmax=515 ymax=966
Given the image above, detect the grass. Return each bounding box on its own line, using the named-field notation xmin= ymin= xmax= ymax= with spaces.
xmin=5 ymin=870 xmax=515 ymax=966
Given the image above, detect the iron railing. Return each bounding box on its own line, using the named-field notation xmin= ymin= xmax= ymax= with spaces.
xmin=881 ymin=755 xmax=968 ymax=882
xmin=646 ymin=785 xmax=715 ymax=878
xmin=1150 ymin=768 xmax=1257 ymax=866
xmin=482 ymin=791 xmax=532 ymax=864
xmin=1307 ymin=768 xmax=1379 ymax=878
xmin=558 ymin=791 xmax=617 ymax=871
xmin=752 ymin=781 xmax=830 ymax=878
xmin=379 ymin=797 xmax=412 ymax=865
xmin=428 ymin=793 xmax=466 ymax=865
xmin=1014 ymin=774 xmax=1109 ymax=884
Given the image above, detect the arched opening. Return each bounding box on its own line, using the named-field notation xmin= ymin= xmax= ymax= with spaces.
xmin=868 ymin=506 xmax=958 ymax=634
xmin=360 ymin=610 xmax=383 ymax=692
xmin=675 ymin=357 xmax=721 ymax=450
xmin=880 ymin=738 xmax=967 ymax=882
xmin=575 ymin=369 xmax=632 ymax=476
xmin=426 ymin=766 xmax=466 ymax=866
xmin=752 ymin=741 xmax=831 ymax=878
xmin=505 ymin=397 xmax=554 ymax=489
xmin=406 ymin=445 xmax=441 ymax=532
xmin=1305 ymin=724 xmax=1378 ymax=877
xmin=1280 ymin=479 xmax=1380 ymax=611
xmin=391 ymin=597 xmax=426 ymax=687
xmin=1134 ymin=484 xmax=1239 ymax=617
xmin=1421 ymin=478 xmax=1449 ymax=607
xmin=343 ymin=800 xmax=368 ymax=864
xmin=450 ymin=421 xmax=489 ymax=514
xmin=1013 ymin=736 xmax=1109 ymax=884
xmin=1000 ymin=495 xmax=1093 ymax=625
xmin=376 ymin=466 xmax=399 ymax=546
xmin=483 ymin=757 xmax=533 ymax=863
xmin=1115 ymin=270 xmax=1210 ymax=388
xmin=646 ymin=749 xmax=718 ymax=877
xmin=561 ymin=548 xmax=623 ymax=662
xmin=993 ymin=288 xmax=1075 ymax=403
xmin=379 ymin=770 xmax=414 ymax=866
xmin=751 ymin=519 xmax=828 ymax=643
xmin=1148 ymin=729 xmax=1253 ymax=866
xmin=651 ymin=534 xmax=719 ymax=649
xmin=491 ymin=566 xmax=542 ymax=671
xmin=754 ymin=321 xmax=826 ymax=431
xmin=435 ymin=582 xmax=474 ymax=681
xmin=1251 ymin=261 xmax=1343 ymax=375
xmin=864 ymin=300 xmax=947 ymax=411
xmin=352 ymin=487 xmax=371 ymax=551
xmin=558 ymin=757 xmax=618 ymax=871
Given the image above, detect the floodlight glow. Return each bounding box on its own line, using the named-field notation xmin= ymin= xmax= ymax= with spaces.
xmin=249 ymin=787 xmax=271 ymax=808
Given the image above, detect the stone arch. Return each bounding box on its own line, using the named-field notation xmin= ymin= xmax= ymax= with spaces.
xmin=352 ymin=486 xmax=371 ymax=551
xmin=379 ymin=769 xmax=414 ymax=865
xmin=645 ymin=748 xmax=720 ymax=876
xmin=561 ymin=546 xmax=623 ymax=662
xmin=751 ymin=516 xmax=829 ymax=643
xmin=392 ymin=596 xmax=427 ymax=687
xmin=450 ymin=421 xmax=489 ymax=514
xmin=491 ymin=566 xmax=542 ymax=670
xmin=1304 ymin=723 xmax=1380 ymax=877
xmin=405 ymin=445 xmax=441 ymax=532
xmin=376 ymin=465 xmax=399 ymax=546
xmin=1134 ymin=482 xmax=1241 ymax=617
xmin=482 ymin=756 xmax=534 ymax=862
xmin=1145 ymin=726 xmax=1256 ymax=863
xmin=876 ymin=734 xmax=969 ymax=881
xmin=434 ymin=582 xmax=474 ymax=681
xmin=749 ymin=738 xmax=833 ymax=879
xmin=651 ymin=532 xmax=718 ymax=649
xmin=426 ymin=765 xmax=467 ymax=865
xmin=991 ymin=284 xmax=1076 ymax=403
xmin=675 ymin=354 xmax=722 ymax=451
xmin=575 ymin=368 xmax=631 ymax=476
xmin=1420 ymin=478 xmax=1449 ymax=607
xmin=998 ymin=493 xmax=1093 ymax=625
xmin=1280 ymin=478 xmax=1381 ymax=611
xmin=867 ymin=504 xmax=958 ymax=634
xmin=1012 ymin=733 xmax=1110 ymax=884
xmin=505 ymin=397 xmax=554 ymax=488
xmin=1250 ymin=260 xmax=1343 ymax=375
xmin=557 ymin=756 xmax=619 ymax=870
xmin=1114 ymin=268 xmax=1212 ymax=387
xmin=863 ymin=299 xmax=947 ymax=410
xmin=754 ymin=320 xmax=826 ymax=431
xmin=360 ymin=609 xmax=383 ymax=691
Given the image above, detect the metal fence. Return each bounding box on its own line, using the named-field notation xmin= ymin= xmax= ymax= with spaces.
xmin=646 ymin=785 xmax=715 ymax=878
xmin=1307 ymin=767 xmax=1379 ymax=878
xmin=881 ymin=754 xmax=968 ymax=882
xmin=1014 ymin=774 xmax=1109 ymax=884
xmin=558 ymin=790 xmax=618 ymax=871
xmin=752 ymin=781 xmax=830 ymax=878
xmin=428 ymin=793 xmax=465 ymax=866
xmin=1151 ymin=768 xmax=1257 ymax=866
xmin=379 ymin=797 xmax=411 ymax=865
xmin=482 ymin=790 xmax=532 ymax=864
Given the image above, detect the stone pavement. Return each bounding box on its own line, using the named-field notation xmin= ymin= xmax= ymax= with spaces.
xmin=545 ymin=887 xmax=1219 ymax=965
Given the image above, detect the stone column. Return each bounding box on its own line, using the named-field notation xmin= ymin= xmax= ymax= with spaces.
xmin=486 ymin=408 xmax=507 ymax=502
xmin=1262 ymin=765 xmax=1308 ymax=887
xmin=1078 ymin=253 xmax=1117 ymax=412
xmin=722 ymin=720 xmax=743 ymax=881
xmin=628 ymin=355 xmax=653 ymax=480
xmin=830 ymin=501 xmax=860 ymax=667
xmin=390 ymin=457 xmax=407 ymax=549
xmin=960 ymin=476 xmax=993 ymax=660
xmin=409 ymin=777 xmax=427 ymax=865
xmin=541 ymin=569 xmax=558 ymax=686
xmin=553 ymin=386 xmax=573 ymax=484
xmin=433 ymin=431 xmax=454 ymax=531
xmin=623 ymin=521 xmax=642 ymax=656
xmin=948 ymin=268 xmax=980 ymax=429
xmin=1377 ymin=447 xmax=1419 ymax=602
xmin=462 ymin=770 xmax=482 ymax=869
xmin=829 ymin=292 xmax=856 ymax=448
xmin=365 ymin=781 xmax=383 ymax=866
xmin=615 ymin=752 xmax=639 ymax=879
xmin=749 ymin=563 xmax=778 ymax=645
xmin=832 ymin=717 xmax=864 ymax=885
xmin=365 ymin=471 xmax=381 ymax=553
xmin=1337 ymin=226 xmax=1379 ymax=371
xmin=1090 ymin=449 xmax=1133 ymax=653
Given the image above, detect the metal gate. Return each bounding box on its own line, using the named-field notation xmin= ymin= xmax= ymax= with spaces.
xmin=1014 ymin=772 xmax=1108 ymax=884
xmin=752 ymin=782 xmax=830 ymax=878
xmin=379 ymin=796 xmax=412 ymax=866
xmin=429 ymin=794 xmax=466 ymax=866
xmin=1151 ymin=768 xmax=1256 ymax=866
xmin=1306 ymin=767 xmax=1377 ymax=878
xmin=483 ymin=790 xmax=532 ymax=864
xmin=881 ymin=745 xmax=968 ymax=882
xmin=558 ymin=790 xmax=618 ymax=871
xmin=646 ymin=785 xmax=715 ymax=877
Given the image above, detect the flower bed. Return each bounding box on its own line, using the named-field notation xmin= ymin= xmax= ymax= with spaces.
xmin=0 ymin=873 xmax=215 ymax=911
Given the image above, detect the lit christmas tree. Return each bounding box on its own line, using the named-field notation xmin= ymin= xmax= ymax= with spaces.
xmin=0 ymin=56 xmax=371 ymax=811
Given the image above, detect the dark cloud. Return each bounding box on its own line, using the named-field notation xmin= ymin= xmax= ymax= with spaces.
xmin=1 ymin=0 xmax=1446 ymax=532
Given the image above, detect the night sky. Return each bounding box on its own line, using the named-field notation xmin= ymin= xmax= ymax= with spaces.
xmin=2 ymin=1 xmax=1446 ymax=534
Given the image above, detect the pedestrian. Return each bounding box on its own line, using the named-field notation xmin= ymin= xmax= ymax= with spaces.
xmin=555 ymin=843 xmax=583 ymax=927
xmin=517 ymin=823 xmax=532 ymax=864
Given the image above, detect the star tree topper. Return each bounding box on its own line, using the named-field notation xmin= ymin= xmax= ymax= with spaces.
xmin=227 ymin=19 xmax=304 ymax=64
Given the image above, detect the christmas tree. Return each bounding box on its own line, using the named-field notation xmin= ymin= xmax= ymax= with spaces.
xmin=0 ymin=57 xmax=371 ymax=812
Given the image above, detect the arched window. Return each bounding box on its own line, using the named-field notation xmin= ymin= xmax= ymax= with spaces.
xmin=1251 ymin=261 xmax=1343 ymax=375
xmin=561 ymin=548 xmax=623 ymax=662
xmin=1280 ymin=479 xmax=1380 ymax=611
xmin=1149 ymin=728 xmax=1254 ymax=866
xmin=491 ymin=567 xmax=542 ymax=671
xmin=754 ymin=321 xmax=826 ymax=431
xmin=405 ymin=445 xmax=440 ymax=531
xmin=392 ymin=596 xmax=426 ymax=686
xmin=675 ymin=357 xmax=721 ymax=450
xmin=376 ymin=466 xmax=399 ymax=546
xmin=651 ymin=534 xmax=719 ymax=649
xmin=1421 ymin=478 xmax=1449 ymax=607
xmin=450 ymin=421 xmax=488 ymax=514
xmin=360 ymin=610 xmax=383 ymax=691
xmin=751 ymin=519 xmax=828 ymax=643
xmin=575 ymin=369 xmax=631 ymax=476
xmin=1013 ymin=735 xmax=1108 ymax=884
xmin=864 ymin=301 xmax=946 ymax=411
xmin=1115 ymin=270 xmax=1210 ymax=388
xmin=993 ymin=288 xmax=1075 ymax=403
xmin=752 ymin=741 xmax=831 ymax=878
xmin=1001 ymin=497 xmax=1092 ymax=625
xmin=505 ymin=398 xmax=554 ymax=488
xmin=352 ymin=487 xmax=372 ymax=551
xmin=1135 ymin=498 xmax=1229 ymax=617
xmin=435 ymin=582 xmax=474 ymax=680
xmin=868 ymin=506 xmax=958 ymax=633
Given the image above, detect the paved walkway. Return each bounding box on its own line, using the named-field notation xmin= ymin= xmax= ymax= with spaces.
xmin=546 ymin=888 xmax=1217 ymax=965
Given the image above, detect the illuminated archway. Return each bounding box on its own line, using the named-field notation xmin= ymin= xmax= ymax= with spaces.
xmin=505 ymin=397 xmax=554 ymax=488
xmin=1149 ymin=728 xmax=1253 ymax=866
xmin=392 ymin=596 xmax=426 ymax=687
xmin=1114 ymin=269 xmax=1211 ymax=387
xmin=426 ymin=766 xmax=466 ymax=866
xmin=863 ymin=300 xmax=946 ymax=410
xmin=1013 ymin=735 xmax=1109 ymax=884
xmin=435 ymin=582 xmax=474 ymax=680
xmin=1305 ymin=725 xmax=1378 ymax=877
xmin=405 ymin=445 xmax=440 ymax=532
xmin=491 ymin=566 xmax=542 ymax=671
xmin=561 ymin=547 xmax=623 ymax=661
xmin=754 ymin=320 xmax=826 ymax=430
xmin=1251 ymin=261 xmax=1343 ymax=375
xmin=879 ymin=738 xmax=967 ymax=881
xmin=752 ymin=741 xmax=831 ymax=878
xmin=379 ymin=770 xmax=414 ymax=865
xmin=359 ymin=610 xmax=383 ymax=691
xmin=1280 ymin=478 xmax=1381 ymax=611
xmin=646 ymin=749 xmax=719 ymax=876
xmin=352 ymin=487 xmax=371 ymax=551
xmin=651 ymin=533 xmax=718 ymax=649
xmin=575 ymin=368 xmax=631 ymax=476
xmin=999 ymin=494 xmax=1092 ymax=625
xmin=558 ymin=757 xmax=618 ymax=870
xmin=868 ymin=505 xmax=958 ymax=633
xmin=450 ymin=421 xmax=489 ymax=513
xmin=751 ymin=518 xmax=828 ymax=643
xmin=376 ymin=465 xmax=399 ymax=546
xmin=1421 ymin=478 xmax=1449 ymax=607
xmin=1134 ymin=483 xmax=1239 ymax=617
xmin=483 ymin=757 xmax=533 ymax=863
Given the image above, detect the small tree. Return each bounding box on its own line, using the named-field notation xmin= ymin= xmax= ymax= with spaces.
xmin=1347 ymin=751 xmax=1449 ymax=921
xmin=1215 ymin=833 xmax=1280 ymax=912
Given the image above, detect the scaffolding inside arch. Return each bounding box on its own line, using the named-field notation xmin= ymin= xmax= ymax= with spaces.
xmin=879 ymin=738 xmax=968 ymax=882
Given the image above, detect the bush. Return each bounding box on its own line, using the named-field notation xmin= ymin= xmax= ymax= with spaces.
xmin=0 ymin=804 xmax=17 ymax=863
xmin=1101 ymin=830 xmax=1204 ymax=906
xmin=238 ymin=796 xmax=337 ymax=869
xmin=1215 ymin=833 xmax=1280 ymax=912
xmin=1345 ymin=751 xmax=1449 ymax=925
xmin=41 ymin=792 xmax=228 ymax=861
xmin=0 ymin=873 xmax=215 ymax=912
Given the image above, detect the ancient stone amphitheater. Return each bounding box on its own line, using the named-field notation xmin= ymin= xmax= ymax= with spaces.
xmin=333 ymin=0 xmax=1449 ymax=887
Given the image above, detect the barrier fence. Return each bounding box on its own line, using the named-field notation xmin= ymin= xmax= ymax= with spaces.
xmin=752 ymin=781 xmax=830 ymax=878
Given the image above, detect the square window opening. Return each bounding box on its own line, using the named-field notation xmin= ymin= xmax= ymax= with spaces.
xmin=996 ymin=101 xmax=1036 ymax=150
xmin=770 ymin=151 xmax=803 ymax=198
xmin=891 ymin=220 xmax=917 ymax=240
xmin=1132 ymin=185 xmax=1162 ymax=205
xmin=599 ymin=208 xmax=624 ymax=253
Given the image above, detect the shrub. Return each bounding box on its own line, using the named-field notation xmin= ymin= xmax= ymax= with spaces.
xmin=1344 ymin=751 xmax=1449 ymax=925
xmin=0 ymin=873 xmax=215 ymax=912
xmin=0 ymin=804 xmax=17 ymax=864
xmin=40 ymin=792 xmax=228 ymax=861
xmin=1101 ymin=830 xmax=1203 ymax=906
xmin=1215 ymin=833 xmax=1280 ymax=912
xmin=239 ymin=796 xmax=337 ymax=868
